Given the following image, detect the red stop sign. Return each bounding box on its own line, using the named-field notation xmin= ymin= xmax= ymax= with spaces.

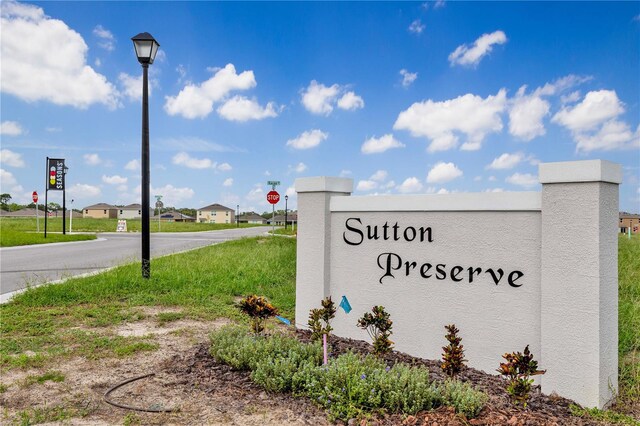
xmin=32 ymin=191 xmax=38 ymax=203
xmin=267 ymin=190 xmax=280 ymax=204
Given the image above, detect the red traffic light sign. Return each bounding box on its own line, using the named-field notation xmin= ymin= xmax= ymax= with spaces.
xmin=32 ymin=191 xmax=38 ymax=203
xmin=267 ymin=190 xmax=280 ymax=205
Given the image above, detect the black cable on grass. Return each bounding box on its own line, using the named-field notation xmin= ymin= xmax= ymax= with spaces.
xmin=104 ymin=373 xmax=179 ymax=413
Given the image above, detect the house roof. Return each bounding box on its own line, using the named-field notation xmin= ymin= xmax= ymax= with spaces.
xmin=198 ymin=203 xmax=234 ymax=212
xmin=620 ymin=212 xmax=640 ymax=219
xmin=238 ymin=212 xmax=267 ymax=222
xmin=0 ymin=208 xmax=46 ymax=217
xmin=267 ymin=213 xmax=298 ymax=223
xmin=152 ymin=210 xmax=194 ymax=220
xmin=121 ymin=203 xmax=143 ymax=210
xmin=83 ymin=203 xmax=117 ymax=210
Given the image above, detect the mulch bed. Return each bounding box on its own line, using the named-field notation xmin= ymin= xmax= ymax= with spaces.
xmin=165 ymin=330 xmax=604 ymax=425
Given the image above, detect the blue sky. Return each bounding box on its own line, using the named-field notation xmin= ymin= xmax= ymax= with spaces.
xmin=1 ymin=1 xmax=639 ymax=213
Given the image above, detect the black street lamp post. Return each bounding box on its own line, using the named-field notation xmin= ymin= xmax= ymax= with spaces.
xmin=62 ymin=165 xmax=68 ymax=235
xmin=284 ymin=195 xmax=288 ymax=230
xmin=132 ymin=32 xmax=160 ymax=279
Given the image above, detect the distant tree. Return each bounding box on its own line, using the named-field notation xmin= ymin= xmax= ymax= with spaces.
xmin=47 ymin=202 xmax=61 ymax=211
xmin=177 ymin=208 xmax=196 ymax=218
xmin=0 ymin=193 xmax=11 ymax=210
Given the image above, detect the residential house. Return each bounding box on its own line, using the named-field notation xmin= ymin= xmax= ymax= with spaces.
xmin=0 ymin=207 xmax=46 ymax=217
xmin=620 ymin=212 xmax=640 ymax=234
xmin=267 ymin=212 xmax=298 ymax=227
xmin=237 ymin=212 xmax=267 ymax=224
xmin=118 ymin=204 xmax=153 ymax=219
xmin=152 ymin=210 xmax=196 ymax=222
xmin=197 ymin=203 xmax=235 ymax=224
xmin=83 ymin=203 xmax=118 ymax=219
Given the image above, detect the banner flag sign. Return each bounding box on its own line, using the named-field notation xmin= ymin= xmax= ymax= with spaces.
xmin=339 ymin=295 xmax=352 ymax=313
xmin=47 ymin=158 xmax=65 ymax=191
xmin=275 ymin=316 xmax=291 ymax=325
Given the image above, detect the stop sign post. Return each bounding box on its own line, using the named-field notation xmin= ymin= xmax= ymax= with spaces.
xmin=267 ymin=190 xmax=280 ymax=204
xmin=267 ymin=188 xmax=280 ymax=235
xmin=33 ymin=191 xmax=40 ymax=233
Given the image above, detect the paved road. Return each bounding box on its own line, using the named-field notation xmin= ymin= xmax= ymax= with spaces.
xmin=0 ymin=227 xmax=269 ymax=298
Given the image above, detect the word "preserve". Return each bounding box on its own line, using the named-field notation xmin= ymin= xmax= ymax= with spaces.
xmin=377 ymin=252 xmax=524 ymax=287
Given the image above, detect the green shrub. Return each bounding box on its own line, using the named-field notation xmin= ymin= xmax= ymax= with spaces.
xmin=440 ymin=379 xmax=488 ymax=418
xmin=378 ymin=363 xmax=440 ymax=414
xmin=210 ymin=325 xmax=322 ymax=373
xmin=252 ymin=354 xmax=318 ymax=393
xmin=210 ymin=326 xmax=488 ymax=422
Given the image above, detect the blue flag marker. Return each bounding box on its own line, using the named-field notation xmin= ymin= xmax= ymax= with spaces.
xmin=276 ymin=316 xmax=291 ymax=325
xmin=339 ymin=296 xmax=352 ymax=314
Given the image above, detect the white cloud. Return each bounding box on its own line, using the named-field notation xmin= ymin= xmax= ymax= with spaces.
xmin=125 ymin=159 xmax=140 ymax=171
xmin=356 ymin=180 xmax=378 ymax=192
xmin=552 ymin=90 xmax=638 ymax=152
xmin=399 ymin=69 xmax=417 ymax=88
xmin=370 ymin=170 xmax=388 ymax=182
xmin=172 ymin=152 xmax=215 ymax=169
xmin=223 ymin=178 xmax=233 ymax=187
xmin=1 ymin=2 xmax=119 ymax=109
xmin=394 ymin=90 xmax=506 ymax=151
xmin=301 ymin=81 xmax=340 ymax=115
xmin=1 ymin=121 xmax=23 ymax=136
xmin=408 ymin=19 xmax=425 ymax=34
xmin=508 ymin=86 xmax=550 ymax=141
xmin=294 ymin=162 xmax=307 ymax=173
xmin=245 ymin=184 xmax=265 ymax=203
xmin=573 ymin=121 xmax=639 ymax=152
xmin=552 ymin=90 xmax=625 ymax=133
xmin=164 ymin=64 xmax=256 ymax=119
xmin=102 ymin=174 xmax=127 ymax=185
xmin=286 ymin=129 xmax=328 ymax=150
xmin=361 ymin=134 xmax=405 ymax=154
xmin=118 ymin=73 xmax=156 ymax=101
xmin=301 ymin=81 xmax=363 ymax=115
xmin=217 ymin=163 xmax=232 ymax=172
xmin=486 ymin=153 xmax=523 ymax=170
xmin=67 ymin=183 xmax=101 ymax=198
xmin=397 ymin=177 xmax=423 ymax=193
xmin=83 ymin=153 xmax=101 ymax=165
xmin=0 ymin=168 xmax=18 ymax=187
xmin=339 ymin=170 xmax=352 ymax=177
xmin=93 ymin=24 xmax=114 ymax=51
xmin=337 ymin=92 xmax=364 ymax=111
xmin=150 ymin=184 xmax=194 ymax=205
xmin=426 ymin=162 xmax=463 ymax=184
xmin=216 ymin=96 xmax=278 ymax=122
xmin=560 ymin=91 xmax=581 ymax=105
xmin=448 ymin=30 xmax=507 ymax=67
xmin=488 ymin=176 xmax=497 ymax=182
xmin=0 ymin=149 xmax=25 ymax=167
xmin=505 ymin=172 xmax=538 ymax=188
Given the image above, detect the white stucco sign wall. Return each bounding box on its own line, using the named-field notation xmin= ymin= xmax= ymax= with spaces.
xmin=295 ymin=160 xmax=621 ymax=409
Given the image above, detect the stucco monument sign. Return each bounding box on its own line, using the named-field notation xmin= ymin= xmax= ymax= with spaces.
xmin=295 ymin=160 xmax=621 ymax=409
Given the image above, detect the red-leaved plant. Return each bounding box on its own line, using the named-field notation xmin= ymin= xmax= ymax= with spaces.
xmin=497 ymin=345 xmax=546 ymax=406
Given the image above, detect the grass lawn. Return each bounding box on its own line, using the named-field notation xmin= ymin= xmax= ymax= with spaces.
xmin=0 ymin=229 xmax=96 ymax=247
xmin=0 ymin=234 xmax=637 ymax=421
xmin=0 ymin=217 xmax=265 ymax=247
